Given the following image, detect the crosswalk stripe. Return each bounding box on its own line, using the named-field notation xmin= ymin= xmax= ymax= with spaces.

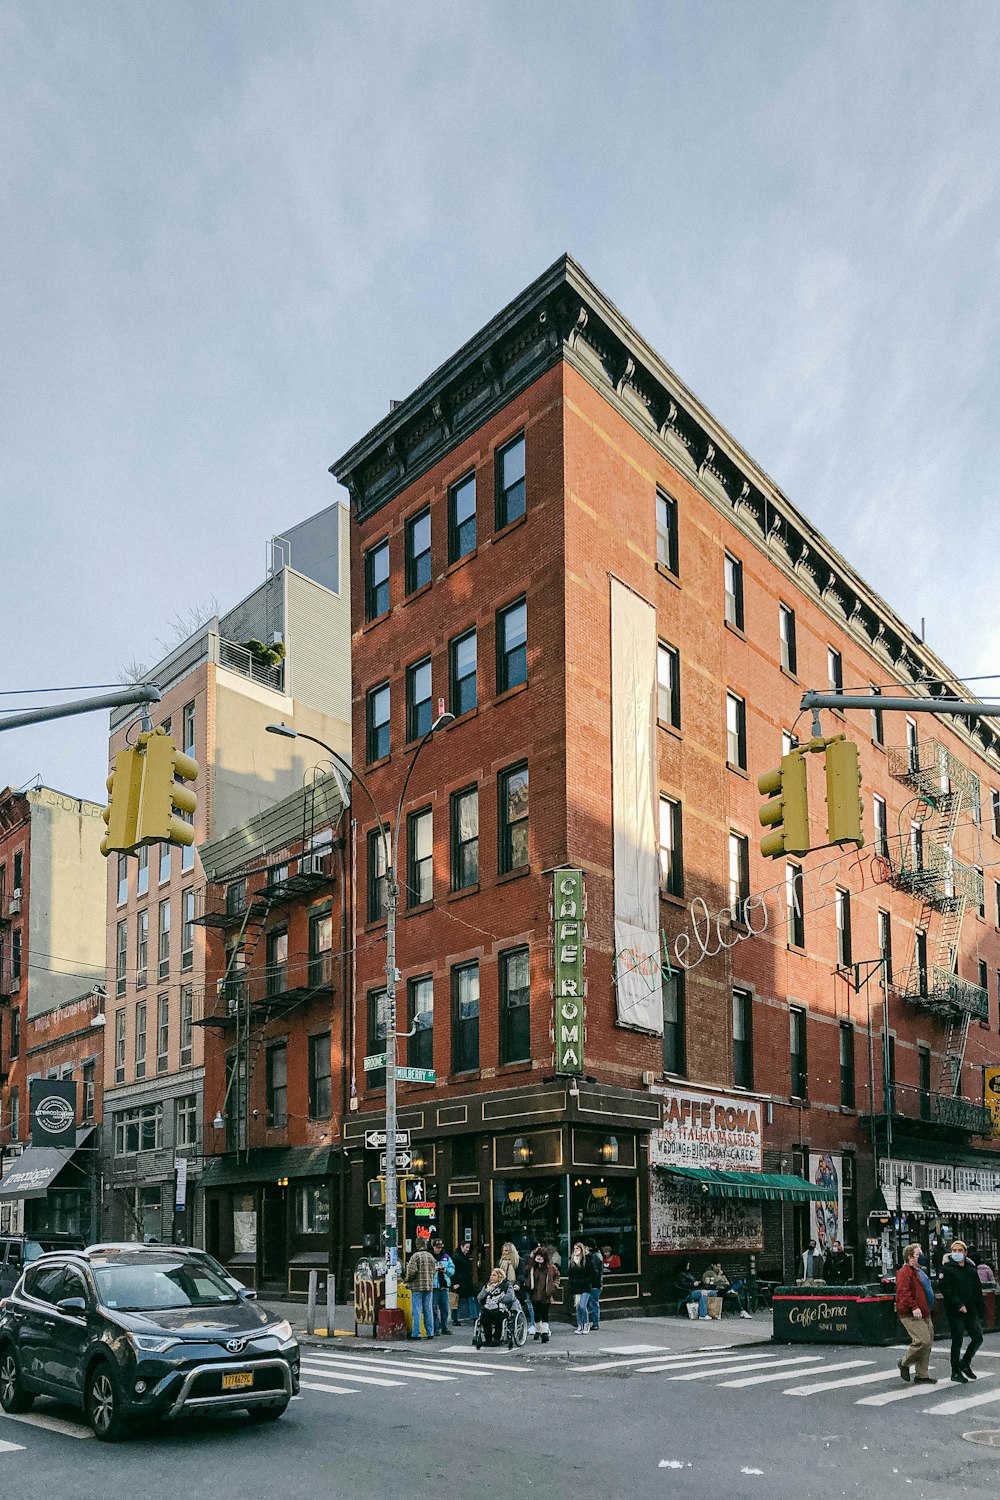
xmin=666 ymin=1355 xmax=824 ymax=1383
xmin=0 ymin=1440 xmax=26 ymax=1454
xmin=857 ymin=1381 xmax=949 ymax=1406
xmin=579 ymin=1349 xmax=759 ymax=1375
xmin=301 ymin=1356 xmax=454 ymax=1384
xmin=719 ymin=1358 xmax=859 ymax=1388
xmin=785 ymin=1369 xmax=900 ymax=1396
xmin=0 ymin=1412 xmax=92 ymax=1440
xmin=300 ymin=1381 xmax=361 ymax=1395
xmin=922 ymin=1381 xmax=1000 ymax=1416
xmin=381 ymin=1354 xmax=518 ymax=1375
xmin=298 ymin=1365 xmax=405 ymax=1388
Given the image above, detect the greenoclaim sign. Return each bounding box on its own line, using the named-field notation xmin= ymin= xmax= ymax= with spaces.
xmin=552 ymin=869 xmax=586 ymax=1075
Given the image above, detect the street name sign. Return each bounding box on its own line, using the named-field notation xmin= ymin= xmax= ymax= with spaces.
xmin=396 ymin=1066 xmax=436 ymax=1084
xmin=363 ymin=1053 xmax=387 ymax=1072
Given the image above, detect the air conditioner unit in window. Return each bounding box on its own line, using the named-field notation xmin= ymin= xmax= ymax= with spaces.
xmin=8 ymin=891 xmax=21 ymax=915
xmin=302 ymin=852 xmax=328 ymax=877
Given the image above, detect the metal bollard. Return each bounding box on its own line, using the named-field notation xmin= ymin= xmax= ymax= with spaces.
xmin=307 ymin=1269 xmax=318 ymax=1335
xmin=326 ymin=1273 xmax=336 ymax=1338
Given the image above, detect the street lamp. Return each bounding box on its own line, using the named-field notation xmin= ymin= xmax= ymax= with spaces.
xmin=266 ymin=709 xmax=453 ymax=1333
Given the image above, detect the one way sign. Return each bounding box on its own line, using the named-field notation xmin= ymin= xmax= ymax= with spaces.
xmin=379 ymin=1150 xmax=413 ymax=1173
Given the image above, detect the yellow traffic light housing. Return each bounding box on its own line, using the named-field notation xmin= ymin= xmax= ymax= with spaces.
xmin=135 ymin=728 xmax=198 ymax=847
xmin=100 ymin=747 xmax=145 ymax=856
xmin=824 ymin=736 xmax=864 ymax=848
xmin=758 ymin=750 xmax=811 ymax=859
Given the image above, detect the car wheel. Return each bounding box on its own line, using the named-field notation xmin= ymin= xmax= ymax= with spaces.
xmin=0 ymin=1347 xmax=34 ymax=1414
xmin=86 ymin=1363 xmax=128 ymax=1443
xmin=246 ymin=1401 xmax=289 ymax=1423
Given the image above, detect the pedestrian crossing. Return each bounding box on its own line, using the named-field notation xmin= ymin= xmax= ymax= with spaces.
xmin=298 ymin=1346 xmax=531 ymax=1399
xmin=575 ymin=1344 xmax=1000 ymax=1421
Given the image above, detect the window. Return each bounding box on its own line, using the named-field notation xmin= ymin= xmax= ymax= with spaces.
xmin=175 ymin=1094 xmax=197 ymax=1148
xmin=116 ymin=920 xmax=128 ymax=996
xmin=909 ymin=819 xmax=924 ymax=873
xmin=117 ymin=855 xmax=128 ymax=907
xmin=266 ymin=1044 xmax=288 ymax=1127
xmin=873 ymin=794 xmax=888 ymax=858
xmin=779 ymin=603 xmax=797 ymax=675
xmin=976 ymin=867 xmax=985 ymax=919
xmin=366 ymin=682 xmax=391 ymax=763
xmin=181 ymin=888 xmax=195 ymax=970
xmin=136 ymin=909 xmax=148 ymax=990
xmin=294 ymin=1183 xmax=331 ymax=1235
xmin=918 ymin=1046 xmax=931 ymax=1118
xmin=906 ymin=715 xmax=918 ymax=770
xmin=449 ymin=629 xmax=477 ymax=716
xmin=724 ymin=553 xmax=744 ymax=630
xmin=158 ymin=899 xmax=170 ymax=980
xmin=406 ymin=657 xmax=433 ymax=742
xmin=135 ymin=1000 xmax=147 ymax=1079
xmin=309 ymin=1033 xmax=331 ymax=1118
xmin=367 ymin=827 xmax=389 ymax=922
xmin=405 ymin=507 xmax=431 ymax=594
xmin=995 ymin=880 xmax=1000 ymax=929
xmin=407 ymin=808 xmax=433 ymax=906
xmin=157 ymin=994 xmax=169 ymax=1073
xmin=451 ymin=787 xmax=478 ymax=890
xmin=840 ymin=1022 xmax=856 ymax=1108
xmin=182 ymin=701 xmax=195 ymax=757
xmin=267 ymin=861 xmax=289 ymax=890
xmin=226 ymin=879 xmax=247 ymax=918
xmin=871 ymin=685 xmax=884 ymax=746
xmin=266 ymin=929 xmax=288 ymax=998
xmin=733 ymin=987 xmax=752 ymax=1089
xmin=114 ymin=1103 xmax=163 ymax=1155
xmin=835 ymin=888 xmax=852 ymax=968
xmin=180 ymin=985 xmax=193 ymax=1067
xmin=10 ymin=929 xmax=20 ymax=987
xmin=727 ymin=833 xmax=750 ymax=922
xmin=366 ymin=989 xmax=387 ymax=1089
xmin=181 ymin=827 xmax=195 ymax=872
xmin=496 ymin=597 xmax=527 ymax=693
xmin=878 ymin=909 xmax=893 ymax=986
xmin=658 ymin=796 xmax=683 ymax=897
xmin=785 ymin=863 xmax=805 ymax=948
xmin=365 ymin=538 xmax=390 ymax=621
xmin=137 ymin=846 xmax=149 ymax=897
xmin=499 ymin=947 xmax=530 ymax=1064
xmin=10 ymin=1006 xmax=19 ymax=1059
xmin=726 ymin=692 xmax=747 ymax=770
xmin=115 ymin=1011 xmax=126 ymax=1084
xmin=978 ymin=960 xmax=988 ymax=1010
xmin=308 ymin=909 xmax=333 ymax=987
xmin=782 ymin=729 xmax=795 ymax=756
xmin=408 ymin=976 xmax=434 ymax=1070
xmin=887 ymin=1033 xmax=897 ymax=1113
xmin=657 ymin=642 xmax=680 ymax=729
xmin=498 ymin=763 xmax=529 ymax=874
xmin=827 ymin=647 xmax=843 ymax=694
xmin=159 ymin=842 xmax=171 ymax=885
xmin=452 ymin=962 xmax=480 ymax=1073
xmin=789 ymin=1006 xmax=807 ymax=1099
xmin=448 ymin=472 xmax=477 ymax=562
xmin=992 ymin=788 xmax=1000 ymax=839
xmin=12 ymin=851 xmax=22 ymax=892
xmin=9 ymin=1088 xmax=18 ymax=1142
xmin=915 ymin=930 xmax=928 ymax=996
xmin=656 ymin=489 xmax=678 ymax=574
xmin=662 ymin=968 xmax=685 ymax=1076
xmin=83 ymin=1060 xmax=95 ymax=1122
xmin=495 ymin=432 xmax=525 ymax=528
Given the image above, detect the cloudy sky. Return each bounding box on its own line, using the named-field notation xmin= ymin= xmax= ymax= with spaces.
xmin=3 ymin=1 xmax=999 ymax=803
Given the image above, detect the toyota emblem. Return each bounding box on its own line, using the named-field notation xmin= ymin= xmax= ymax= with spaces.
xmin=226 ymin=1338 xmax=247 ymax=1354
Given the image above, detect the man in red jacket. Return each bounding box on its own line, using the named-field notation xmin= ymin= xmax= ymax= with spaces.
xmin=896 ymin=1243 xmax=937 ymax=1383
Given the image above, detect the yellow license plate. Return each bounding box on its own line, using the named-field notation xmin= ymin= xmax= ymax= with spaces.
xmin=222 ymin=1372 xmax=254 ymax=1391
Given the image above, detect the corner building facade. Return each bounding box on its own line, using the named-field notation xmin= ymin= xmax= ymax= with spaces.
xmin=333 ymin=257 xmax=1000 ymax=1300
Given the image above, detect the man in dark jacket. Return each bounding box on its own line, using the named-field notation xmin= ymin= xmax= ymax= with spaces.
xmin=586 ymin=1241 xmax=605 ymax=1331
xmin=941 ymin=1238 xmax=985 ymax=1383
xmin=451 ymin=1241 xmax=476 ymax=1325
xmin=824 ymin=1240 xmax=852 ymax=1285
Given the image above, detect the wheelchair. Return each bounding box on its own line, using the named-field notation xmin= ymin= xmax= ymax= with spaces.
xmin=472 ymin=1301 xmax=528 ymax=1349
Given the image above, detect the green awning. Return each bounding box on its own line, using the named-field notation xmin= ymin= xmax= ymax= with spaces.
xmin=656 ymin=1166 xmax=832 ymax=1203
xmin=202 ymin=1145 xmax=334 ymax=1188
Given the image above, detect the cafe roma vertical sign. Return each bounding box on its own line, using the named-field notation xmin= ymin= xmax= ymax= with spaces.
xmin=552 ymin=869 xmax=586 ymax=1075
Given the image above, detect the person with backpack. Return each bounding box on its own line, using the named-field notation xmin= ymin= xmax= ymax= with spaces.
xmin=942 ymin=1239 xmax=985 ymax=1383
xmin=895 ymin=1242 xmax=937 ymax=1385
xmin=585 ymin=1240 xmax=605 ymax=1331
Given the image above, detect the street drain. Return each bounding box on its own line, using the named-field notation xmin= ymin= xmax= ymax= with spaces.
xmin=962 ymin=1430 xmax=1000 ymax=1447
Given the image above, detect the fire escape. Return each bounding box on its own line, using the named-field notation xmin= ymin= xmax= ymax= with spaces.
xmin=885 ymin=737 xmax=988 ymax=1112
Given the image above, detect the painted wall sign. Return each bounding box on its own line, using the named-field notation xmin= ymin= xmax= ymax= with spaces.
xmin=648 ymin=1179 xmax=763 ymax=1254
xmin=552 ymin=868 xmax=586 ymax=1075
xmin=649 ymin=1085 xmax=763 ymax=1172
xmin=985 ymin=1068 xmax=1000 ymax=1138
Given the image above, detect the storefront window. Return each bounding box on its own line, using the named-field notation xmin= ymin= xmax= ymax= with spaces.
xmin=295 ymin=1183 xmax=331 ymax=1235
xmin=137 ymin=1184 xmax=162 ymax=1243
xmin=570 ymin=1177 xmax=638 ymax=1272
xmin=493 ymin=1178 xmax=565 ymax=1262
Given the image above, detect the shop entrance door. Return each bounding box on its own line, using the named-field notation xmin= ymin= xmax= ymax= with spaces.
xmin=262 ymin=1183 xmax=287 ymax=1282
xmin=451 ymin=1206 xmax=485 ymax=1283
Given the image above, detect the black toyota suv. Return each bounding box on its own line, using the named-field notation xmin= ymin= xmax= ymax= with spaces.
xmin=0 ymin=1248 xmax=299 ymax=1441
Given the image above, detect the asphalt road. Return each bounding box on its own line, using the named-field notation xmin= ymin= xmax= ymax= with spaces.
xmin=4 ymin=1338 xmax=1000 ymax=1499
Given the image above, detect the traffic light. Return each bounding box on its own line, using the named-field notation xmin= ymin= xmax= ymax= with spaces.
xmin=135 ymin=728 xmax=198 ymax=848
xmin=100 ymin=747 xmax=145 ymax=856
xmin=758 ymin=749 xmax=811 ymax=859
xmin=824 ymin=736 xmax=864 ymax=849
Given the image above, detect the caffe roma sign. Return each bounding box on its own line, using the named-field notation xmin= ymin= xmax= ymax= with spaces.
xmin=649 ymin=1085 xmax=762 ymax=1173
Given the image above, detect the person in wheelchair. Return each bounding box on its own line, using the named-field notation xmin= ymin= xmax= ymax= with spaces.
xmin=475 ymin=1267 xmax=519 ymax=1347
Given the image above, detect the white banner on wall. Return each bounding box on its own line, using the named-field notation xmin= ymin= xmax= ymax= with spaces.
xmin=610 ymin=576 xmax=662 ymax=1034
xmin=809 ymin=1152 xmax=843 ymax=1255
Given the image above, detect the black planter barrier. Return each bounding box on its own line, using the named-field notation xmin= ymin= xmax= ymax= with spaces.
xmin=772 ymin=1285 xmax=898 ymax=1346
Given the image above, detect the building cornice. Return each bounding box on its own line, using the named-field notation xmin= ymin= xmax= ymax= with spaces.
xmin=331 ymin=255 xmax=1000 ymax=769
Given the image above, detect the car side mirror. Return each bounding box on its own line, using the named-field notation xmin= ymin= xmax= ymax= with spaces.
xmin=240 ymin=1288 xmax=257 ymax=1300
xmin=56 ymin=1296 xmax=87 ymax=1317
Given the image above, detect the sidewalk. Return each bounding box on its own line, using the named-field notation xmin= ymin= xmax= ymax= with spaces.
xmin=259 ymin=1295 xmax=774 ymax=1357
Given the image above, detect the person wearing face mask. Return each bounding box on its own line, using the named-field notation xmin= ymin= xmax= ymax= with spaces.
xmin=525 ymin=1245 xmax=560 ymax=1342
xmin=941 ymin=1239 xmax=985 ymax=1383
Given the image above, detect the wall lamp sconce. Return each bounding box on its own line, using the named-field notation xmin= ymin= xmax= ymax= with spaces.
xmin=411 ymin=1148 xmax=426 ymax=1174
xmin=513 ymin=1136 xmax=532 ymax=1166
xmin=212 ymin=1112 xmax=225 ymax=1130
xmin=599 ymin=1135 xmax=619 ymax=1165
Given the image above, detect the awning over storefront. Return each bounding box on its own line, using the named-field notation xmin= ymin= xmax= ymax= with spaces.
xmin=928 ymin=1189 xmax=1000 ymax=1219
xmin=201 ymin=1145 xmax=334 ymax=1189
xmin=655 ymin=1166 xmax=831 ymax=1202
xmin=879 ymin=1186 xmax=925 ymax=1215
xmin=0 ymin=1127 xmax=96 ymax=1201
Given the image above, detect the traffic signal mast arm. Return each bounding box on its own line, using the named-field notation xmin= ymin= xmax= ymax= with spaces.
xmin=801 ymin=691 xmax=1000 ymax=719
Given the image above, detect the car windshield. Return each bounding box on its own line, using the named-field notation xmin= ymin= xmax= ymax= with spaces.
xmin=93 ymin=1259 xmax=240 ymax=1312
xmin=24 ymin=1242 xmax=45 ymax=1263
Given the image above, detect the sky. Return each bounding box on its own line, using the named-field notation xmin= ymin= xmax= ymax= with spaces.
xmin=3 ymin=1 xmax=999 ymax=804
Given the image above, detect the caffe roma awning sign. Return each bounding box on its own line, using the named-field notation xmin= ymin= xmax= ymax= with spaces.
xmin=552 ymin=868 xmax=586 ymax=1075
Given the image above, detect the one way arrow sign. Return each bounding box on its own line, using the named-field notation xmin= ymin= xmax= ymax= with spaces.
xmin=379 ymin=1149 xmax=413 ymax=1173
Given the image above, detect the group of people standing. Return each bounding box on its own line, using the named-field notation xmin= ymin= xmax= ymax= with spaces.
xmin=896 ymin=1239 xmax=990 ymax=1385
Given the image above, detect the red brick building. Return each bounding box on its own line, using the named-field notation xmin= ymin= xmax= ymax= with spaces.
xmin=331 ymin=256 xmax=1000 ymax=1299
